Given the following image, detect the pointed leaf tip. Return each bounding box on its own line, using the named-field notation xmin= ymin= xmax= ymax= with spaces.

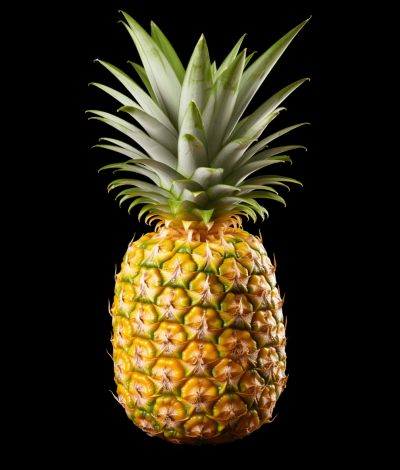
xmin=198 ymin=208 xmax=214 ymax=224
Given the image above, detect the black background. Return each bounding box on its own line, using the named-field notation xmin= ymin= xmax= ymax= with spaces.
xmin=69 ymin=0 xmax=353 ymax=464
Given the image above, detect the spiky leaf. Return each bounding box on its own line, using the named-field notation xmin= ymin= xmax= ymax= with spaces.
xmin=223 ymin=18 xmax=310 ymax=142
xmin=190 ymin=168 xmax=224 ymax=189
xmin=177 ymin=101 xmax=208 ymax=177
xmin=87 ymin=111 xmax=177 ymax=168
xmin=230 ymin=78 xmax=309 ymax=142
xmin=120 ymin=12 xmax=182 ymax=127
xmin=150 ymin=22 xmax=186 ymax=84
xmin=178 ymin=35 xmax=212 ymax=127
xmin=241 ymin=122 xmax=310 ymax=161
xmin=118 ymin=106 xmax=178 ymax=154
xmin=214 ymin=34 xmax=246 ymax=82
xmin=202 ymin=50 xmax=246 ymax=160
xmin=128 ymin=62 xmax=157 ymax=101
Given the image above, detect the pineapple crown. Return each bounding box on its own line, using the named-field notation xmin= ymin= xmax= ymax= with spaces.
xmin=88 ymin=11 xmax=310 ymax=230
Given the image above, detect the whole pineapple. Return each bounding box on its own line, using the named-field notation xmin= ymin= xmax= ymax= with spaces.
xmin=89 ymin=11 xmax=309 ymax=444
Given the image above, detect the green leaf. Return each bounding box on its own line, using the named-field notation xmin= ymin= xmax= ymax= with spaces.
xmin=177 ymin=134 xmax=208 ymax=178
xmin=87 ymin=111 xmax=177 ymax=168
xmin=180 ymin=190 xmax=209 ymax=206
xmin=267 ymin=155 xmax=292 ymax=163
xmin=171 ymin=179 xmax=205 ymax=197
xmin=210 ymin=138 xmax=254 ymax=170
xmin=118 ymin=106 xmax=178 ymax=154
xmin=179 ymin=101 xmax=207 ymax=148
xmin=177 ymin=101 xmax=208 ymax=177
xmin=249 ymin=145 xmax=306 ymax=163
xmin=259 ymin=204 xmax=269 ymax=218
xmin=128 ymin=197 xmax=158 ymax=213
xmin=206 ymin=184 xmax=240 ymax=200
xmin=230 ymin=205 xmax=257 ymax=221
xmin=120 ymin=13 xmax=181 ymax=127
xmin=128 ymin=62 xmax=157 ymax=101
xmin=108 ymin=179 xmax=171 ymax=198
xmin=244 ymin=51 xmax=257 ymax=69
xmin=178 ymin=35 xmax=212 ymax=128
xmin=228 ymin=116 xmax=249 ymax=137
xmin=96 ymin=60 xmax=177 ymax=136
xmin=131 ymin=159 xmax=182 ymax=189
xmin=93 ymin=144 xmax=148 ymax=160
xmin=212 ymin=204 xmax=257 ymax=221
xmin=89 ymin=82 xmax=141 ymax=108
xmin=138 ymin=204 xmax=171 ymax=220
xmin=209 ymin=196 xmax=263 ymax=211
xmin=178 ymin=189 xmax=196 ymax=204
xmin=99 ymin=162 xmax=160 ymax=185
xmin=118 ymin=194 xmax=137 ymax=205
xmin=229 ymin=79 xmax=309 ymax=142
xmin=190 ymin=168 xmax=224 ymax=189
xmin=263 ymin=182 xmax=290 ymax=191
xmin=213 ymin=109 xmax=282 ymax=171
xmin=117 ymin=189 xmax=168 ymax=205
xmin=150 ymin=22 xmax=185 ymax=85
xmin=241 ymin=175 xmax=303 ymax=187
xmin=236 ymin=185 xmax=278 ymax=195
xmin=119 ymin=194 xmax=157 ymax=206
xmin=210 ymin=61 xmax=217 ymax=79
xmin=240 ymin=123 xmax=310 ymax=162
xmin=224 ymin=156 xmax=290 ymax=186
xmin=223 ymin=18 xmax=310 ymax=142
xmin=233 ymin=111 xmax=282 ymax=167
xmin=138 ymin=205 xmax=155 ymax=220
xmin=168 ymin=199 xmax=184 ymax=215
xmin=99 ymin=137 xmax=142 ymax=153
xmin=202 ymin=50 xmax=247 ymax=161
xmin=241 ymin=198 xmax=265 ymax=219
xmin=219 ymin=108 xmax=281 ymax=174
xmin=214 ymin=34 xmax=246 ymax=82
xmin=246 ymin=191 xmax=286 ymax=206
xmin=197 ymin=209 xmax=215 ymax=223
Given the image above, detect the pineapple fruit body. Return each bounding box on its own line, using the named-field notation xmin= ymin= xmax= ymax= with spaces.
xmin=89 ymin=11 xmax=309 ymax=444
xmin=111 ymin=223 xmax=287 ymax=444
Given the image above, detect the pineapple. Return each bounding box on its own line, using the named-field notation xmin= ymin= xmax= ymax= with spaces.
xmin=88 ymin=11 xmax=309 ymax=444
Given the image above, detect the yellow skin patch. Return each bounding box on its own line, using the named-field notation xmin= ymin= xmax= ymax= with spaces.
xmin=182 ymin=340 xmax=219 ymax=363
xmin=184 ymin=413 xmax=218 ymax=438
xmin=181 ymin=377 xmax=219 ymax=402
xmin=184 ymin=306 xmax=222 ymax=329
xmin=154 ymin=322 xmax=186 ymax=343
xmin=111 ymin=223 xmax=287 ymax=444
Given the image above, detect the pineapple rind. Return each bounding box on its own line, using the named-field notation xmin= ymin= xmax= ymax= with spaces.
xmin=111 ymin=224 xmax=287 ymax=444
